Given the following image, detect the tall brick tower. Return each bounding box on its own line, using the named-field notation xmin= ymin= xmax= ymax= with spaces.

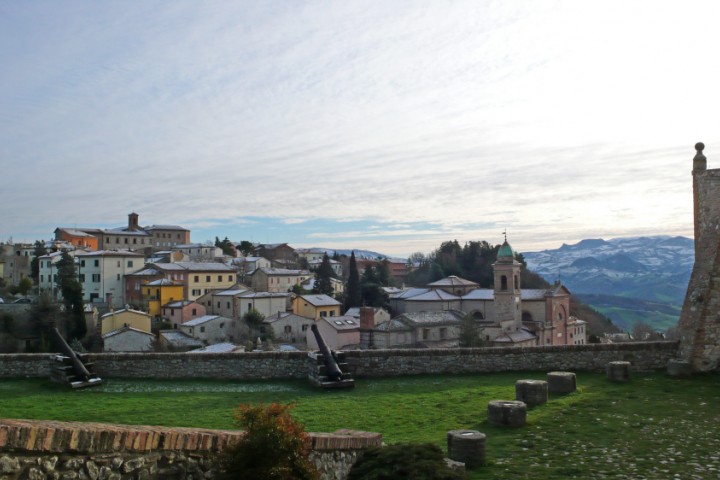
xmin=493 ymin=236 xmax=522 ymax=333
xmin=678 ymin=142 xmax=720 ymax=371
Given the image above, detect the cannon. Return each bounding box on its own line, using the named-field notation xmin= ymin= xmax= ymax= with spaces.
xmin=50 ymin=327 xmax=102 ymax=389
xmin=311 ymin=323 xmax=343 ymax=381
xmin=308 ymin=323 xmax=354 ymax=388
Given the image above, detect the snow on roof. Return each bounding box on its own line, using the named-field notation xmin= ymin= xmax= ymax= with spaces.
xmin=182 ymin=315 xmax=225 ymax=327
xmin=427 ymin=275 xmax=479 ymax=288
xmin=258 ymin=267 xmax=309 ymax=275
xmin=405 ymin=290 xmax=460 ymax=302
xmin=299 ymin=294 xmax=341 ymax=307
xmin=189 ymin=342 xmax=243 ymax=353
xmin=462 ymin=289 xmax=494 ymax=300
xmin=321 ymin=315 xmax=360 ymax=331
xmin=101 ymin=308 xmax=150 ymax=319
xmin=102 ymin=326 xmax=154 ymax=339
xmin=145 ymin=225 xmax=189 ymax=231
xmin=493 ymin=329 xmax=537 ymax=343
xmin=374 ymin=318 xmax=413 ymax=332
xmin=159 ymin=330 xmax=204 ymax=347
xmin=397 ymin=310 xmax=464 ymax=327
xmin=521 ymin=289 xmax=549 ymax=300
xmin=392 ymin=288 xmax=430 ymax=300
xmin=163 ymin=300 xmax=196 ymax=308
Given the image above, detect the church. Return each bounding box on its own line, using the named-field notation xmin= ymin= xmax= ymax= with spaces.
xmin=373 ymin=239 xmax=586 ymax=348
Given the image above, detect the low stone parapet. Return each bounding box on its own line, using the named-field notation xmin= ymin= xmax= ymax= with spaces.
xmin=0 ymin=419 xmax=381 ymax=480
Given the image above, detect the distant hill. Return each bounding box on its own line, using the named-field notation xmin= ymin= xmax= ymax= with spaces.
xmin=523 ymin=236 xmax=694 ymax=331
xmin=308 ymin=248 xmax=405 ymax=262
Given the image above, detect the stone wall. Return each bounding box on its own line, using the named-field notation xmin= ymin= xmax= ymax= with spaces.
xmin=0 ymin=419 xmax=381 ymax=480
xmin=0 ymin=342 xmax=679 ymax=380
xmin=678 ymin=143 xmax=720 ymax=371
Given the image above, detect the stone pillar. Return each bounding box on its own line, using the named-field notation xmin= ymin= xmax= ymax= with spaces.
xmin=606 ymin=361 xmax=630 ymax=382
xmin=515 ymin=380 xmax=548 ymax=406
xmin=447 ymin=430 xmax=486 ymax=468
xmin=487 ymin=400 xmax=526 ymax=427
xmin=546 ymin=372 xmax=576 ymax=394
xmin=666 ymin=359 xmax=692 ymax=378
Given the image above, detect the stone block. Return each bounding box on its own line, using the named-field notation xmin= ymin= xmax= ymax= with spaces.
xmin=546 ymin=371 xmax=577 ymax=394
xmin=487 ymin=400 xmax=526 ymax=427
xmin=606 ymin=361 xmax=631 ymax=382
xmin=515 ymin=380 xmax=548 ymax=406
xmin=447 ymin=430 xmax=485 ymax=468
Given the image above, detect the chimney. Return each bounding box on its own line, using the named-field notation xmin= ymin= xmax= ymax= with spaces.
xmin=359 ymin=306 xmax=375 ymax=330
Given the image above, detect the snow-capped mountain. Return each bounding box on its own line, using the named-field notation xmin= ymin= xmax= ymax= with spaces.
xmin=523 ymin=236 xmax=694 ymax=330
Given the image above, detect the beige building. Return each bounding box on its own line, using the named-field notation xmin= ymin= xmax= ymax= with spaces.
xmin=306 ymin=315 xmax=360 ymax=351
xmin=150 ymin=262 xmax=237 ymax=301
xmin=100 ymin=308 xmax=152 ymax=335
xmin=250 ymin=267 xmax=310 ymax=293
xmin=199 ymin=287 xmax=290 ymax=320
xmin=263 ymin=312 xmax=314 ymax=345
xmin=102 ymin=327 xmax=155 ymax=352
xmin=293 ymin=294 xmax=342 ymax=320
xmin=179 ymin=315 xmax=238 ymax=344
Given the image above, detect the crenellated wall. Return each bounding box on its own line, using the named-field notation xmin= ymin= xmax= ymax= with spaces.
xmin=0 ymin=419 xmax=381 ymax=480
xmin=0 ymin=342 xmax=679 ymax=380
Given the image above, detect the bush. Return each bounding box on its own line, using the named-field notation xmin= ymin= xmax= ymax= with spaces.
xmin=219 ymin=403 xmax=318 ymax=480
xmin=349 ymin=443 xmax=466 ymax=480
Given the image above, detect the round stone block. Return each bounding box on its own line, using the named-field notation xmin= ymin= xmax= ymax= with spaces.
xmin=667 ymin=359 xmax=693 ymax=377
xmin=515 ymin=380 xmax=548 ymax=406
xmin=447 ymin=429 xmax=486 ymax=468
xmin=546 ymin=371 xmax=577 ymax=394
xmin=487 ymin=400 xmax=526 ymax=427
xmin=606 ymin=361 xmax=631 ymax=382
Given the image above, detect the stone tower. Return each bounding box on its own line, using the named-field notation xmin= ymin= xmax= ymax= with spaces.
xmin=493 ymin=238 xmax=522 ymax=332
xmin=678 ymin=142 xmax=720 ymax=371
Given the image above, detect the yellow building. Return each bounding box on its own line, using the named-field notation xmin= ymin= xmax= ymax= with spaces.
xmin=142 ymin=279 xmax=185 ymax=317
xmin=292 ymin=294 xmax=342 ymax=320
xmin=100 ymin=309 xmax=152 ymax=335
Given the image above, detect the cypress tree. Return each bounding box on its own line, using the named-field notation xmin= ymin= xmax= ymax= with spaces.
xmin=312 ymin=253 xmax=334 ymax=296
xmin=345 ymin=251 xmax=361 ymax=310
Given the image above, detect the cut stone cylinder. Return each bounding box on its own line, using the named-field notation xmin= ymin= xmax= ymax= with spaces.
xmin=667 ymin=359 xmax=693 ymax=377
xmin=546 ymin=371 xmax=577 ymax=394
xmin=447 ymin=430 xmax=486 ymax=468
xmin=515 ymin=380 xmax=548 ymax=406
xmin=606 ymin=361 xmax=631 ymax=382
xmin=487 ymin=400 xmax=526 ymax=427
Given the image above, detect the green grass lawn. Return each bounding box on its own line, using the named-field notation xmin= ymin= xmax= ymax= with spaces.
xmin=1 ymin=372 xmax=719 ymax=479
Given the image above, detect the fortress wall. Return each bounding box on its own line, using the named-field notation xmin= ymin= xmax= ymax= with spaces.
xmin=678 ymin=143 xmax=720 ymax=371
xmin=0 ymin=419 xmax=381 ymax=480
xmin=0 ymin=342 xmax=678 ymax=380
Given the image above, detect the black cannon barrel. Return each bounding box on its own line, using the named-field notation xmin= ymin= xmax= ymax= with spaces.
xmin=311 ymin=323 xmax=343 ymax=381
xmin=52 ymin=327 xmax=91 ymax=381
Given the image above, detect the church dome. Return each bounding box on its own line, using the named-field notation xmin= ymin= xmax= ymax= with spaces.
xmin=497 ymin=240 xmax=515 ymax=259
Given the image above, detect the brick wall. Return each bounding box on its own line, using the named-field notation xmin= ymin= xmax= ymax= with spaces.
xmin=0 ymin=419 xmax=381 ymax=480
xmin=0 ymin=342 xmax=679 ymax=380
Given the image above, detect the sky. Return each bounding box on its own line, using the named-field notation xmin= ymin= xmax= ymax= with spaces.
xmin=2 ymin=1 xmax=720 ymax=258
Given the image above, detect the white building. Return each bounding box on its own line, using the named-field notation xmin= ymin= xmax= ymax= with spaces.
xmin=179 ymin=315 xmax=237 ymax=344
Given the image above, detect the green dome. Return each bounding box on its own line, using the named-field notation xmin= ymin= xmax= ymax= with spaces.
xmin=497 ymin=240 xmax=515 ymax=259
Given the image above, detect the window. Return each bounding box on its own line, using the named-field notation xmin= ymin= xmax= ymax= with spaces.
xmin=80 ymin=260 xmax=86 ymax=267
xmin=329 ymin=311 xmax=335 ymax=316
xmin=500 ymin=275 xmax=507 ymax=291
xmin=127 ymin=260 xmax=133 ymax=268
xmin=218 ymin=275 xmax=222 ymax=282
xmin=217 ymin=302 xmax=220 ymax=309
xmin=206 ymin=275 xmax=210 ymax=282
xmin=115 ymin=238 xmax=119 ymax=244
xmin=320 ymin=311 xmax=327 ymax=317
xmin=284 ymin=325 xmax=292 ymax=333
xmin=514 ymin=275 xmax=519 ymax=290
xmin=200 ymin=326 xmax=205 ymax=333
xmin=192 ymin=308 xmax=197 ymax=315
xmin=117 ymin=260 xmax=121 ymax=267
xmin=248 ymin=303 xmax=252 ymax=311
xmin=422 ymin=328 xmax=430 ymax=340
xmin=133 ymin=238 xmax=137 ymax=244
xmin=228 ymin=275 xmax=233 ymax=281
xmin=220 ymin=323 xmax=225 ymax=329
xmin=92 ymin=274 xmax=101 ymax=283
xmin=226 ymin=302 xmax=230 ymax=309
xmin=124 ymin=238 xmax=128 ymax=244
xmin=302 ymin=324 xmax=309 ymax=331
xmin=78 ymin=274 xmax=84 ymax=282
xmin=440 ymin=328 xmax=447 ymax=339
xmin=116 ymin=273 xmax=120 ymax=280
xmin=192 ymin=289 xmax=201 ymax=296
xmin=40 ymin=275 xmax=44 ymax=282
xmin=194 ymin=276 xmax=199 ymax=283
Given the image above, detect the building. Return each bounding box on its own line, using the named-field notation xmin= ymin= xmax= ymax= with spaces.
xmin=100 ymin=308 xmax=152 ymax=335
xmin=293 ymin=294 xmax=342 ymax=320
xmin=300 ymin=277 xmax=345 ymax=297
xmin=252 ymin=243 xmax=298 ymax=267
xmin=263 ymin=312 xmax=314 ymax=345
xmin=102 ymin=327 xmax=155 ymax=352
xmin=373 ymin=310 xmax=465 ymax=348
xmin=249 ymin=267 xmax=310 ymax=293
xmin=197 ymin=286 xmax=289 ymax=320
xmin=229 ymin=256 xmax=271 ymax=284
xmin=161 ymin=301 xmax=206 ymax=329
xmin=148 ymin=262 xmax=237 ymax=301
xmin=386 ymin=238 xmax=586 ymax=347
xmin=179 ymin=315 xmax=237 ymax=344
xmin=141 ymin=279 xmax=185 ymax=317
xmin=53 ymin=228 xmax=99 ymax=250
xmin=158 ymin=330 xmax=204 ymax=351
xmin=306 ymin=315 xmax=360 ymax=351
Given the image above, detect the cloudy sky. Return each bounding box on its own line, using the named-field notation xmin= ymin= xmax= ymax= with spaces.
xmin=2 ymin=1 xmax=719 ymax=257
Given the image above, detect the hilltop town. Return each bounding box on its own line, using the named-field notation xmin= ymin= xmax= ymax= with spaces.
xmin=0 ymin=212 xmax=591 ymax=354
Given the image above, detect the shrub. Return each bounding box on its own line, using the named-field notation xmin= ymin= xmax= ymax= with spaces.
xmin=219 ymin=403 xmax=318 ymax=480
xmin=349 ymin=443 xmax=466 ymax=480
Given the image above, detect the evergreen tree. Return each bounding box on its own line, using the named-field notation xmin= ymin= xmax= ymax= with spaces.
xmin=56 ymin=251 xmax=86 ymax=341
xmin=360 ymin=264 xmax=388 ymax=308
xmin=30 ymin=240 xmax=47 ymax=283
xmin=344 ymin=251 xmax=361 ymax=310
xmin=312 ymin=253 xmax=334 ymax=296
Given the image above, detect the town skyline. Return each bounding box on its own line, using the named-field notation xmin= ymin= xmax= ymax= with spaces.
xmin=2 ymin=1 xmax=719 ymax=256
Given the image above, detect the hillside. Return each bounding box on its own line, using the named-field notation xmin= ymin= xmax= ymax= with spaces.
xmin=523 ymin=236 xmax=693 ymax=331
